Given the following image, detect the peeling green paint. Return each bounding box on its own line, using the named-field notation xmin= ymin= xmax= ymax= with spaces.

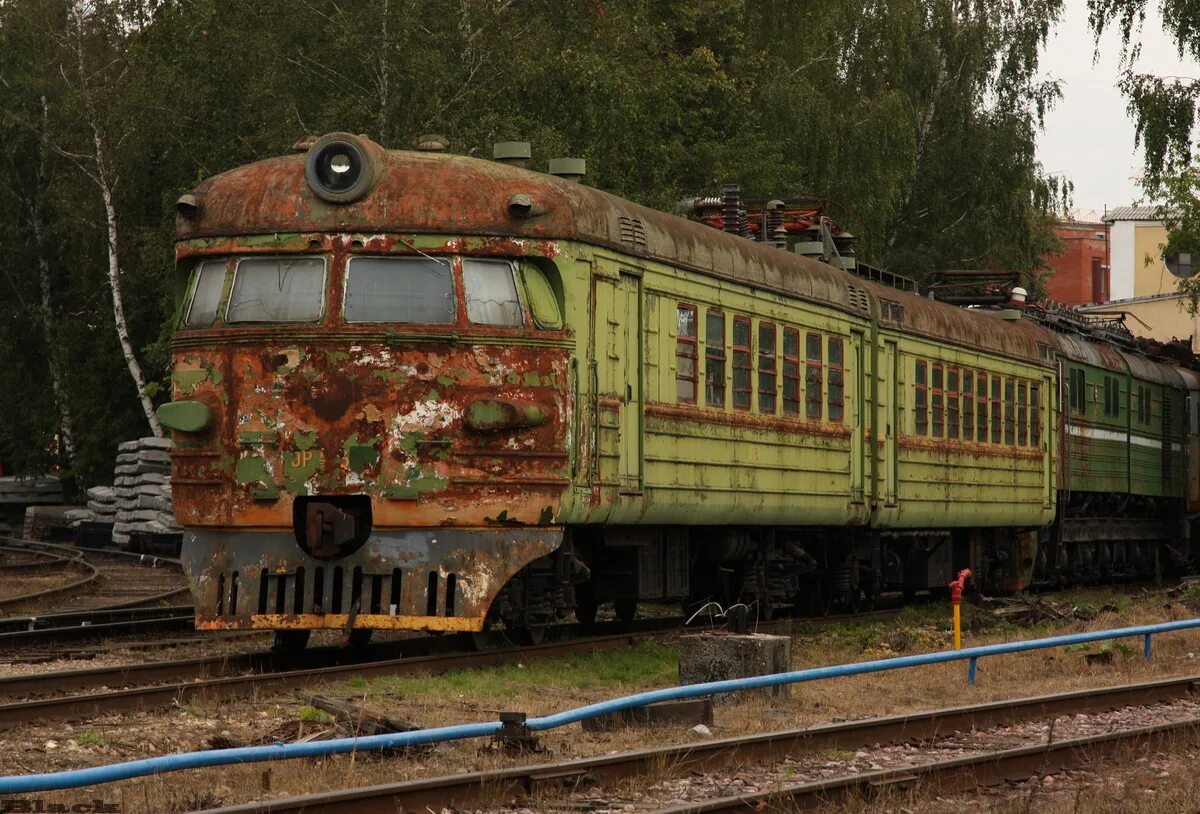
xmin=294 ymin=431 xmax=318 ymax=451
xmin=423 ymin=389 xmax=439 ymax=402
xmin=523 ymin=371 xmax=542 ymax=387
xmin=283 ymin=447 xmax=323 ymax=493
xmin=397 ymin=432 xmax=421 ymax=453
xmin=235 ymin=455 xmax=278 ymax=499
xmin=326 ymin=350 xmax=350 ymax=364
xmin=238 ymin=232 xmax=306 ymax=247
xmin=436 ymin=375 xmax=456 ymax=386
xmin=237 ymin=430 xmax=279 ymax=446
xmin=506 ymin=372 xmax=520 ymax=384
xmin=386 ymin=466 xmax=447 ymax=499
xmin=172 ymin=370 xmax=208 ymax=395
xmin=342 ymin=433 xmax=381 ymax=474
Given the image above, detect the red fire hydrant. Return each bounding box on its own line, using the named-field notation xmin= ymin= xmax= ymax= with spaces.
xmin=949 ymin=569 xmax=972 ymax=650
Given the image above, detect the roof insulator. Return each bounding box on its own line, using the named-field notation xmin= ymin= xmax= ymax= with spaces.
xmin=548 ymin=157 xmax=586 ymax=182
xmin=493 ymin=141 xmax=532 ymax=168
xmin=413 ymin=134 xmax=449 ymax=152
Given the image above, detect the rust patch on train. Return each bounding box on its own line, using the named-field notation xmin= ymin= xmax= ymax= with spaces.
xmin=644 ymin=402 xmax=854 ymax=438
xmin=168 ymin=316 xmax=573 ymax=530
xmin=898 ymin=435 xmax=1043 ymax=460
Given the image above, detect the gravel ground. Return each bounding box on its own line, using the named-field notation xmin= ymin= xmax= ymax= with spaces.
xmin=503 ymin=699 xmax=1200 ymax=812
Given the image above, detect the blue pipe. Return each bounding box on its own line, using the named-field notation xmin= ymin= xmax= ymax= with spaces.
xmin=4 ymin=616 xmax=1200 ymax=793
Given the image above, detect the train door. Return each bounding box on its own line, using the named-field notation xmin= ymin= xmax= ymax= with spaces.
xmin=880 ymin=339 xmax=899 ymax=506
xmin=1041 ymin=372 xmax=1054 ymax=508
xmin=617 ymin=271 xmax=644 ymax=493
xmin=850 ymin=330 xmax=867 ymax=505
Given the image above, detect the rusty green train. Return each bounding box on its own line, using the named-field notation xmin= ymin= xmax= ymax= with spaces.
xmin=157 ymin=132 xmax=1200 ymax=644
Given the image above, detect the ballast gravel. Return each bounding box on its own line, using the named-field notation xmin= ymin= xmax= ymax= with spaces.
xmin=478 ymin=698 xmax=1200 ymax=813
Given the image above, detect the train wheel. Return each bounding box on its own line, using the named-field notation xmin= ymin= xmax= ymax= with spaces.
xmin=575 ymin=599 xmax=598 ymax=625
xmin=471 ymin=619 xmax=495 ymax=651
xmin=846 ymin=586 xmax=862 ymax=614
xmin=575 ymin=583 xmax=598 ymax=625
xmin=615 ymin=596 xmax=637 ymax=622
xmin=808 ymin=578 xmax=833 ymax=617
xmin=345 ymin=629 xmax=372 ymax=650
xmin=272 ymin=629 xmax=310 ymax=653
xmin=521 ymin=624 xmax=547 ymax=646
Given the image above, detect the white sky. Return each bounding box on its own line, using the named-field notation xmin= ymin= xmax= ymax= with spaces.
xmin=1037 ymin=1 xmax=1200 ymax=217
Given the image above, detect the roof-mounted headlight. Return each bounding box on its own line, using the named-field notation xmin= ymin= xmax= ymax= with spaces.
xmin=305 ymin=132 xmax=382 ymax=204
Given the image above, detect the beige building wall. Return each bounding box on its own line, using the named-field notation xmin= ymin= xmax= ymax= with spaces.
xmin=1132 ymin=223 xmax=1173 ymax=297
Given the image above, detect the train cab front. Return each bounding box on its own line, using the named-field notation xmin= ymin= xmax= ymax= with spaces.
xmin=160 ymin=132 xmax=580 ymax=642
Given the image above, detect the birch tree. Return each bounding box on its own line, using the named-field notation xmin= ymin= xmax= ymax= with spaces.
xmin=56 ymin=1 xmax=161 ymax=438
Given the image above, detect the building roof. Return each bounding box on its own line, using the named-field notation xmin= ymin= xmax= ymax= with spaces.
xmin=1104 ymin=205 xmax=1167 ymax=222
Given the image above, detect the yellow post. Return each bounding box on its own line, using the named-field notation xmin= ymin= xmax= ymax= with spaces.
xmin=949 ymin=568 xmax=971 ymax=651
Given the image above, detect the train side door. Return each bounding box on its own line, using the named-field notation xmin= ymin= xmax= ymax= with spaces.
xmin=850 ymin=330 xmax=867 ymax=505
xmin=1041 ymin=372 xmax=1054 ymax=508
xmin=617 ymin=271 xmax=644 ymax=493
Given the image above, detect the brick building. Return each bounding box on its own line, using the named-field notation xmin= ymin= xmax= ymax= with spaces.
xmin=1044 ymin=219 xmax=1110 ymax=305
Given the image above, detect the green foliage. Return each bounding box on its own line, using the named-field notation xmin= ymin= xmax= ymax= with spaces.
xmin=0 ymin=0 xmax=1065 ymax=482
xmin=1063 ymin=639 xmax=1135 ymax=658
xmin=298 ymin=706 xmax=335 ymax=723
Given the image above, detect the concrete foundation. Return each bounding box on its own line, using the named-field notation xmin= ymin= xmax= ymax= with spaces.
xmin=677 ymin=632 xmax=792 ymax=704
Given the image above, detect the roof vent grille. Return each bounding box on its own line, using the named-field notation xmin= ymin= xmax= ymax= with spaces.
xmin=617 ymin=216 xmax=647 ymax=250
xmin=847 ymin=285 xmax=870 ymax=314
xmin=881 ymin=299 xmax=904 ymax=323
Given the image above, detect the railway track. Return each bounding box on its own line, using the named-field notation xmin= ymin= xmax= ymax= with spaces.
xmin=0 ymin=604 xmax=196 ymax=649
xmin=0 ymin=538 xmax=186 ymax=617
xmin=0 ymin=610 xmax=897 ymax=727
xmin=194 ymin=674 xmax=1200 ymax=813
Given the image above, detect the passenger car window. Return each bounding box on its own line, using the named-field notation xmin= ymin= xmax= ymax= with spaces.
xmin=463 ymin=258 xmax=523 ymax=326
xmin=226 ymin=256 xmax=326 ymax=323
xmin=183 ymin=259 xmax=227 ymax=328
xmin=344 ymin=256 xmax=455 ymax=324
xmin=521 ymin=265 xmax=563 ymax=329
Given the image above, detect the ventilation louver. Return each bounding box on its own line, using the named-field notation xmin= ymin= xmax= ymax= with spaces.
xmin=617 ymin=216 xmax=647 ymax=250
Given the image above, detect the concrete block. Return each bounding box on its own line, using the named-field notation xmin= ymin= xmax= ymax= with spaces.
xmin=678 ymin=632 xmax=791 ymax=704
xmin=582 ymin=699 xmax=714 ymax=732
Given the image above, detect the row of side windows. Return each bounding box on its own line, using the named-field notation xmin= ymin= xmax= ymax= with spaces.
xmin=913 ymin=361 xmax=1041 ymax=447
xmin=676 ymin=304 xmax=843 ymax=421
xmin=1069 ymin=368 xmax=1148 ymax=422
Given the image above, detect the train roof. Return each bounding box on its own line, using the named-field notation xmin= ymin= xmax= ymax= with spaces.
xmin=177 ymin=138 xmax=1067 ymax=367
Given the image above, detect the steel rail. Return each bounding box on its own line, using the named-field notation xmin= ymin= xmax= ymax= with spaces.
xmin=0 ymin=537 xmax=186 ymax=616
xmin=657 ymin=717 xmax=1200 ymax=813
xmin=0 ymin=556 xmax=98 ymax=611
xmin=0 ymin=548 xmax=75 ymax=573
xmin=0 ymin=604 xmax=195 ymax=635
xmin=194 ymin=673 xmax=1200 ymax=813
xmin=0 ymin=608 xmax=895 ymax=703
xmin=0 ymin=537 xmax=182 ymax=570
xmin=0 ymin=614 xmax=196 ymax=648
xmin=0 ymin=630 xmax=675 ymax=726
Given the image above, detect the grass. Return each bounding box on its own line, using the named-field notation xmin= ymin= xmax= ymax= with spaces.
xmin=333 ymin=640 xmax=678 ymax=703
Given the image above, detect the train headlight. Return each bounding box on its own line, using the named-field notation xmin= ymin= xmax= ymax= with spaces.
xmin=305 ymin=132 xmax=380 ymax=204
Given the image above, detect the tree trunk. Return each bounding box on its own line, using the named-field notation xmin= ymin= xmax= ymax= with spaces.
xmin=93 ymin=123 xmax=162 ymax=438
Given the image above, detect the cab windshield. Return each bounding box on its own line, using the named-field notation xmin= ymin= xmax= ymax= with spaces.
xmin=225 ymin=257 xmax=326 ymax=323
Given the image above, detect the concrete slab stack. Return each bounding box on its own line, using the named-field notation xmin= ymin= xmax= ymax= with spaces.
xmin=111 ymin=437 xmax=180 ymax=547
